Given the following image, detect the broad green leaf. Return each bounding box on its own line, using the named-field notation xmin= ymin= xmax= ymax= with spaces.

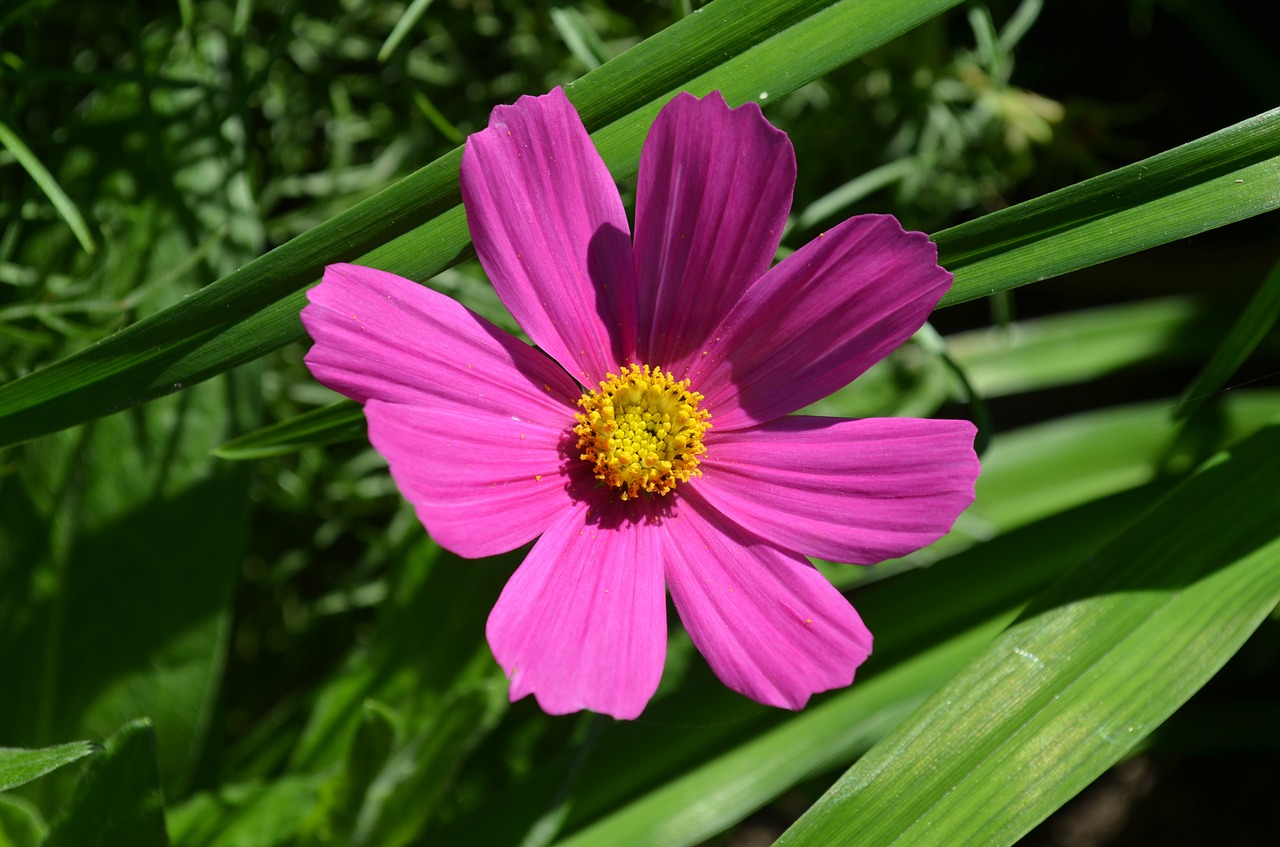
xmin=45 ymin=720 xmax=169 ymax=847
xmin=945 ymin=296 xmax=1257 ymax=398
xmin=1174 ymin=255 xmax=1280 ymax=420
xmin=446 ymin=484 xmax=1164 ymax=847
xmin=0 ymin=95 xmax=257 ymax=803
xmin=776 ymin=424 xmax=1280 ymax=847
xmin=0 ymin=741 xmax=97 ymax=794
xmin=0 ymin=364 xmax=253 ymax=801
xmin=0 ymin=0 xmax=967 ymax=448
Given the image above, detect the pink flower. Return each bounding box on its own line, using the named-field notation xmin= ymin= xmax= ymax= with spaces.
xmin=301 ymin=88 xmax=979 ymax=720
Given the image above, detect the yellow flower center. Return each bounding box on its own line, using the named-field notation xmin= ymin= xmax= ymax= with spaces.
xmin=574 ymin=364 xmax=711 ymax=500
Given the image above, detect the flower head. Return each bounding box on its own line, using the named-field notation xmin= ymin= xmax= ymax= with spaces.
xmin=301 ymin=88 xmax=979 ymax=719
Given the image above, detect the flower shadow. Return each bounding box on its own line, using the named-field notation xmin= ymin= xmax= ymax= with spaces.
xmin=585 ymin=221 xmax=637 ymax=370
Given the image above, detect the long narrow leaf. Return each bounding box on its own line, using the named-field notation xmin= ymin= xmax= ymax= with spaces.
xmin=45 ymin=720 xmax=168 ymax=847
xmin=0 ymin=0 xmax=965 ymax=448
xmin=0 ymin=740 xmax=97 ymax=793
xmin=212 ymin=399 xmax=364 ymax=459
xmin=938 ymin=108 xmax=1280 ymax=306
xmin=233 ymin=106 xmax=1280 ymax=458
xmin=1173 ymin=253 xmax=1280 ymax=420
xmin=776 ymin=424 xmax=1280 ymax=847
xmin=0 ymin=118 xmax=96 ymax=255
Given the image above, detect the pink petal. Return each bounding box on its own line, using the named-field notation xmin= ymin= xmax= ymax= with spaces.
xmin=632 ymin=91 xmax=795 ymax=376
xmin=363 ymin=399 xmax=583 ymax=559
xmin=695 ymin=416 xmax=979 ymax=565
xmin=302 ymin=263 xmax=585 ymax=558
xmin=687 ymin=215 xmax=952 ymax=430
xmin=486 ymin=497 xmax=668 ymax=719
xmin=660 ymin=493 xmax=872 ymax=710
xmin=302 ymin=263 xmax=581 ymax=410
xmin=461 ymin=87 xmax=637 ymax=386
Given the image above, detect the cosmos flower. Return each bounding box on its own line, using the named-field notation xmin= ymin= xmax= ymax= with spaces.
xmin=301 ymin=87 xmax=979 ymax=719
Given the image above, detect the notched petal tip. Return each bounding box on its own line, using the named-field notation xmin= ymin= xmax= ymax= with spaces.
xmin=658 ymin=88 xmax=791 ymax=146
xmin=461 ymin=85 xmax=635 ymax=384
xmin=634 ymin=88 xmax=796 ymax=373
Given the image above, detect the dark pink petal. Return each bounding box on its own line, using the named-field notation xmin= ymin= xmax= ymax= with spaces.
xmin=632 ymin=91 xmax=795 ymax=376
xmin=302 ymin=263 xmax=584 ymax=557
xmin=302 ymin=263 xmax=581 ymax=410
xmin=487 ymin=498 xmax=668 ymax=719
xmin=695 ymin=416 xmax=979 ymax=564
xmin=660 ymin=493 xmax=872 ymax=710
xmin=688 ymin=215 xmax=952 ymax=430
xmin=363 ymin=399 xmax=581 ymax=558
xmin=461 ymin=87 xmax=637 ymax=386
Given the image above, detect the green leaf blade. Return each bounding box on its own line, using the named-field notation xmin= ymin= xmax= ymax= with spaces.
xmin=45 ymin=720 xmax=169 ymax=847
xmin=0 ymin=741 xmax=97 ymax=794
xmin=776 ymin=425 xmax=1280 ymax=847
xmin=1173 ymin=254 xmax=1280 ymax=420
xmin=213 ymin=399 xmax=363 ymax=460
xmin=0 ymin=119 xmax=96 ymax=255
xmin=937 ymin=108 xmax=1280 ymax=307
xmin=0 ymin=0 xmax=967 ymax=449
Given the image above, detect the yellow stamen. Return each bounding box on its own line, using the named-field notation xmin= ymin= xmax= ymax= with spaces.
xmin=574 ymin=364 xmax=711 ymax=500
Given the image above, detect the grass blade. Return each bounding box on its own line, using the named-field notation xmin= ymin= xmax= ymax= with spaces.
xmin=378 ymin=0 xmax=438 ymax=62
xmin=0 ymin=740 xmax=98 ymax=793
xmin=0 ymin=118 xmax=96 ymax=255
xmin=776 ymin=424 xmax=1280 ymax=847
xmin=936 ymin=108 xmax=1280 ymax=306
xmin=0 ymin=0 xmax=966 ymax=448
xmin=213 ymin=399 xmax=364 ymax=459
xmin=1173 ymin=254 xmax=1280 ymax=420
xmin=45 ymin=720 xmax=169 ymax=847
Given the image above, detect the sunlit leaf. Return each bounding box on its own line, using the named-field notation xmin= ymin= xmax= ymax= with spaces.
xmin=1173 ymin=255 xmax=1280 ymax=420
xmin=0 ymin=0 xmax=969 ymax=448
xmin=0 ymin=741 xmax=97 ymax=794
xmin=776 ymin=425 xmax=1280 ymax=846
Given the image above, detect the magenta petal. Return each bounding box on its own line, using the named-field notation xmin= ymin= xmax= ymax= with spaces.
xmin=633 ymin=91 xmax=795 ymax=375
xmin=661 ymin=493 xmax=872 ymax=709
xmin=302 ymin=263 xmax=581 ymax=410
xmin=487 ymin=498 xmax=668 ymax=719
xmin=690 ymin=215 xmax=952 ymax=429
xmin=696 ymin=416 xmax=979 ymax=564
xmin=363 ymin=399 xmax=578 ymax=558
xmin=461 ymin=87 xmax=637 ymax=385
xmin=302 ymin=263 xmax=584 ymax=557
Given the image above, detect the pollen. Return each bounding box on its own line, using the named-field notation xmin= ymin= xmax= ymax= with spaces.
xmin=574 ymin=364 xmax=711 ymax=500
